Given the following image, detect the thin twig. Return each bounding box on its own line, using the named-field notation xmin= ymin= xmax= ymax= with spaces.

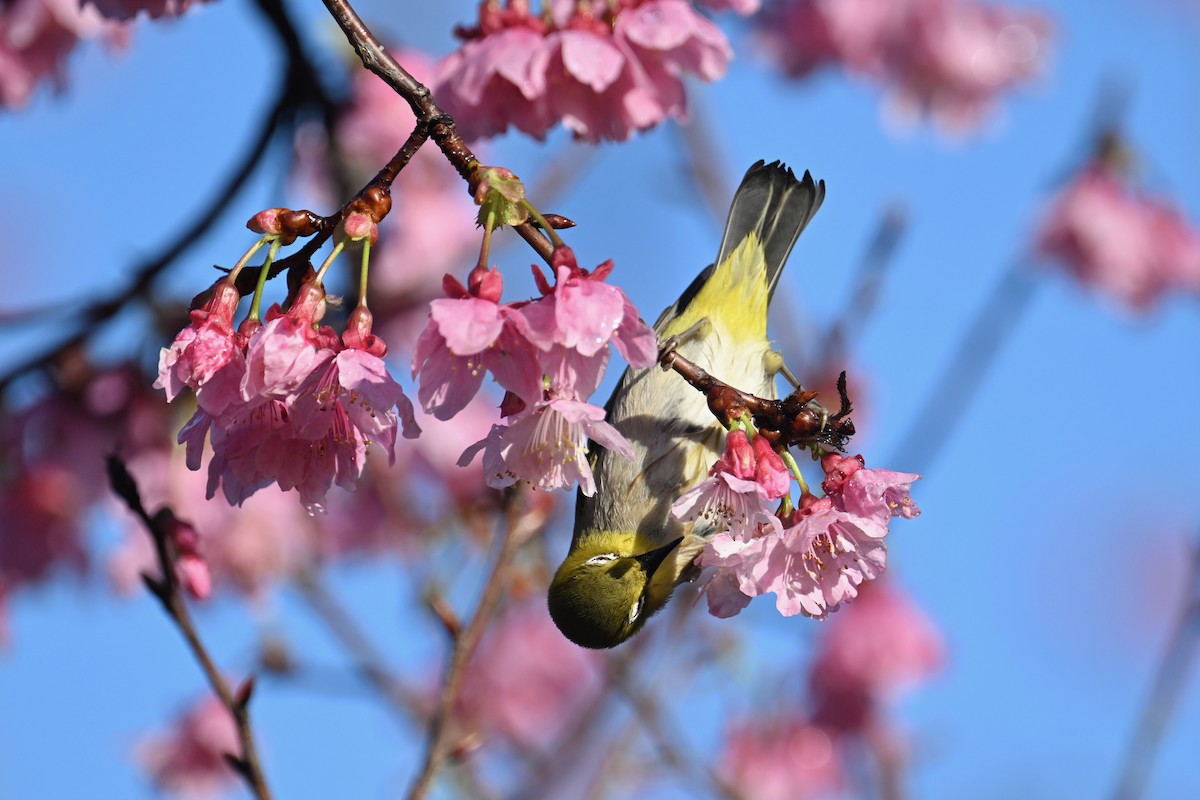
xmin=614 ymin=678 xmax=743 ymax=800
xmin=886 ymin=260 xmax=1038 ymax=473
xmin=105 ymin=455 xmax=273 ymax=800
xmin=1110 ymin=532 xmax=1200 ymax=800
xmin=405 ymin=492 xmax=530 ymax=800
xmin=318 ymin=0 xmax=555 ymax=264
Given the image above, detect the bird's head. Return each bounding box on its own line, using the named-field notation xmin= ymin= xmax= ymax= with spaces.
xmin=548 ymin=531 xmax=684 ymax=649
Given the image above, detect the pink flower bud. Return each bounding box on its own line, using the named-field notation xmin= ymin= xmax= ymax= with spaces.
xmin=248 ymin=208 xmax=288 ymax=235
xmin=342 ymin=211 xmax=378 ymax=243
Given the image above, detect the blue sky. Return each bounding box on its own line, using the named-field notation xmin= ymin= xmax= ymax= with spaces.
xmin=2 ymin=0 xmax=1199 ymax=798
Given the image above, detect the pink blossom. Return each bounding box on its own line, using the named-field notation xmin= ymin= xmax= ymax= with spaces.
xmin=457 ymin=600 xmax=604 ymax=748
xmin=460 ymin=396 xmax=631 ymax=496
xmin=671 ymin=430 xmax=787 ymax=541
xmin=155 ymin=279 xmax=245 ymax=414
xmin=1036 ymin=164 xmax=1200 ymax=310
xmin=719 ymin=714 xmax=843 ymax=800
xmin=435 ymin=0 xmax=732 ymax=142
xmin=697 ymin=458 xmax=921 ymax=619
xmin=109 ymin=449 xmax=312 ymax=598
xmin=695 ymin=0 xmax=761 ymax=13
xmin=432 ymin=7 xmax=552 ymax=140
xmin=135 ymin=695 xmax=241 ymax=799
xmin=169 ymin=283 xmax=418 ymax=512
xmin=758 ymin=0 xmax=1050 ymax=132
xmin=885 ymin=0 xmax=1050 ymax=130
xmin=809 ymin=580 xmax=944 ymax=733
xmin=84 ymin=0 xmax=209 ymax=21
xmin=412 ymin=267 xmax=542 ymax=419
xmin=0 ymin=0 xmax=124 ymax=108
xmin=240 ymin=283 xmax=337 ymax=402
xmin=524 ymin=247 xmax=657 ymax=367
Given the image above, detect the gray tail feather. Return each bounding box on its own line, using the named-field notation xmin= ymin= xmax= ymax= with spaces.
xmin=714 ymin=160 xmax=825 ymax=300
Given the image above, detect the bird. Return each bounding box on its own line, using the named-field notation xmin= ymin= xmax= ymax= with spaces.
xmin=548 ymin=160 xmax=825 ymax=648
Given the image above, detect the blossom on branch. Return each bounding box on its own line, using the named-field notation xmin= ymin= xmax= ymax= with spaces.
xmin=135 ymin=695 xmax=241 ymax=799
xmin=1035 ymin=160 xmax=1200 ymax=311
xmin=434 ymin=0 xmax=733 ymax=142
xmin=417 ymin=246 xmax=654 ymax=496
xmin=692 ymin=438 xmax=921 ymax=620
xmin=719 ymin=714 xmax=843 ymax=800
xmin=0 ymin=0 xmax=126 ymax=108
xmin=161 ymin=277 xmax=419 ymax=512
xmin=759 ymin=0 xmax=1050 ymax=132
xmin=808 ymin=579 xmax=944 ymax=733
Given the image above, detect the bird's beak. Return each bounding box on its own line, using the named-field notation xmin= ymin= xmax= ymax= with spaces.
xmin=634 ymin=537 xmax=684 ymax=578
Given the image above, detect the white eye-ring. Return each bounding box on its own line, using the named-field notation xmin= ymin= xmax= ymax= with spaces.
xmin=585 ymin=553 xmax=619 ymax=566
xmin=629 ymin=596 xmax=645 ymax=625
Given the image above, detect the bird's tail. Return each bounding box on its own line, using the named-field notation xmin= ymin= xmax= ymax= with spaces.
xmin=715 ymin=160 xmax=825 ymax=301
xmin=654 ymin=161 xmax=824 ymax=338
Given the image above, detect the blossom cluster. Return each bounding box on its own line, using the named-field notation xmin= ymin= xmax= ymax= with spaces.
xmin=413 ymin=246 xmax=657 ymax=496
xmin=433 ymin=0 xmax=736 ymax=142
xmin=0 ymin=0 xmax=212 ymax=110
xmin=719 ymin=580 xmax=942 ymax=799
xmin=1036 ymin=161 xmax=1200 ymax=311
xmin=676 ymin=428 xmax=920 ymax=619
xmin=157 ymin=277 xmax=419 ymax=513
xmin=759 ymin=0 xmax=1051 ymax=130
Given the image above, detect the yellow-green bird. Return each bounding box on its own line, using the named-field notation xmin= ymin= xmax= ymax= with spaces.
xmin=548 ymin=160 xmax=825 ymax=648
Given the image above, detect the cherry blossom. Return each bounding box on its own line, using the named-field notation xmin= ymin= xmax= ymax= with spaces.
xmin=697 ymin=453 xmax=921 ymax=619
xmin=457 ymin=601 xmax=604 ymax=748
xmin=671 ymin=429 xmax=788 ymax=540
xmin=809 ymin=580 xmax=945 ymax=733
xmin=135 ymin=696 xmax=241 ymax=799
xmin=434 ymin=0 xmax=733 ymax=142
xmin=155 ymin=279 xmax=246 ymax=416
xmin=161 ymin=278 xmax=419 ymax=512
xmin=758 ymin=0 xmax=1050 ymax=131
xmin=719 ymin=714 xmax=843 ymax=800
xmin=84 ymin=0 xmax=210 ymax=21
xmin=461 ymin=396 xmax=632 ymax=496
xmin=1035 ymin=163 xmax=1200 ymax=310
xmin=0 ymin=0 xmax=125 ymax=109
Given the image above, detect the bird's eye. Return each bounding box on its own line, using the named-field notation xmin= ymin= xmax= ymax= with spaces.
xmin=585 ymin=553 xmax=618 ymax=566
xmin=629 ymin=596 xmax=645 ymax=625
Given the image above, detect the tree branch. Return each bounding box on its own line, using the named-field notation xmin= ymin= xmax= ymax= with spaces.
xmin=105 ymin=455 xmax=273 ymax=800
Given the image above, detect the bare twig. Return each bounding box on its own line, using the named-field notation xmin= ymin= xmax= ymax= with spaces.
xmin=615 ymin=678 xmax=743 ymax=800
xmin=1110 ymin=532 xmax=1200 ymax=800
xmin=318 ymin=0 xmax=556 ymax=264
xmin=105 ymin=455 xmax=273 ymax=800
xmin=405 ymin=491 xmax=531 ymax=800
xmin=885 ymin=259 xmax=1038 ymax=473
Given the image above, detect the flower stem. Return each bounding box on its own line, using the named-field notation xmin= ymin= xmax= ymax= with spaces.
xmin=246 ymin=238 xmax=283 ymax=323
xmin=477 ymin=207 xmax=496 ymax=272
xmin=781 ymin=450 xmax=809 ymax=496
xmin=358 ymin=238 xmax=372 ymax=306
xmin=228 ymin=236 xmax=270 ymax=283
xmin=314 ymin=239 xmax=346 ymax=285
xmin=522 ymin=200 xmax=564 ymax=248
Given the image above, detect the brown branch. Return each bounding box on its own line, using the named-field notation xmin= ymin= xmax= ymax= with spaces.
xmin=660 ymin=347 xmax=854 ymax=452
xmin=318 ymin=0 xmax=555 ymax=265
xmin=105 ymin=455 xmax=273 ymax=800
xmin=405 ymin=490 xmax=533 ymax=800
